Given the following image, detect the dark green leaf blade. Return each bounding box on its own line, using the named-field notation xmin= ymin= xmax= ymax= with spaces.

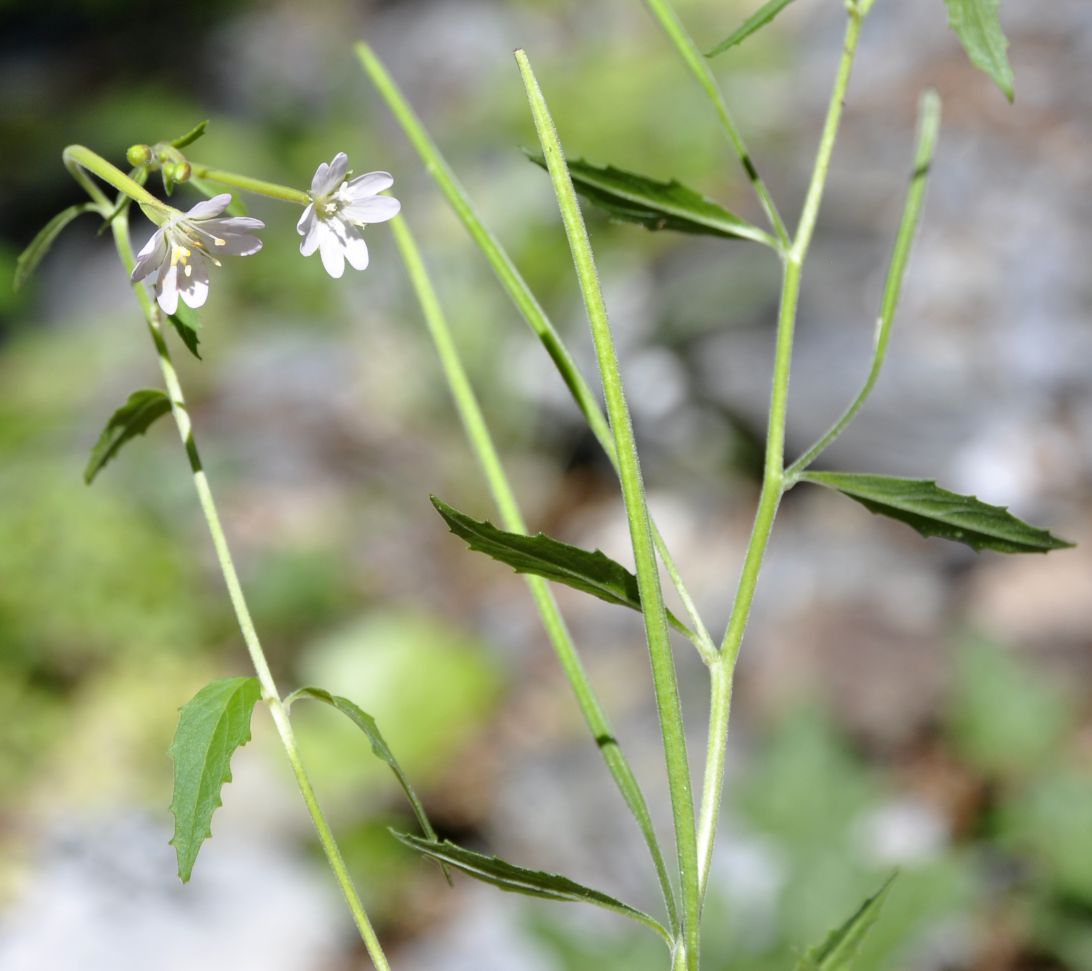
xmin=84 ymin=389 xmax=172 ymax=484
xmin=169 ymin=676 xmax=262 ymax=883
xmin=168 ymin=305 xmax=202 ymax=359
xmin=170 ymin=119 xmax=210 ymax=149
xmin=795 ymin=874 xmax=896 ymax=971
xmin=15 ymin=203 xmax=98 ymax=291
xmin=801 ymin=472 xmax=1073 ymax=554
xmin=707 ymin=0 xmax=799 ymax=58
xmin=433 ymin=498 xmax=690 ymax=633
xmin=391 ymin=831 xmax=671 ymax=944
xmin=525 ymin=152 xmax=770 ymax=245
xmin=291 ymin=687 xmax=451 ymax=884
xmin=943 ymin=0 xmax=1014 ymax=102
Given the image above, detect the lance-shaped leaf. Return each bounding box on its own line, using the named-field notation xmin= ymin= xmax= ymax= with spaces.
xmin=15 ymin=203 xmax=99 ymax=291
xmin=84 ymin=388 xmax=172 ymax=484
xmin=943 ymin=0 xmax=1014 ymax=102
xmin=795 ymin=874 xmax=896 ymax=971
xmin=801 ymin=472 xmax=1073 ymax=554
xmin=289 ymin=687 xmax=451 ymax=884
xmin=168 ymin=305 xmax=202 ymax=359
xmin=525 ymin=152 xmax=772 ymax=246
xmin=433 ymin=498 xmax=691 ymax=634
xmin=707 ymin=0 xmax=800 ymax=58
xmin=391 ymin=831 xmax=671 ymax=945
xmin=169 ymin=677 xmax=262 ymax=883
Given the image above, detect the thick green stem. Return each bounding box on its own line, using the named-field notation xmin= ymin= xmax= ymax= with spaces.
xmin=390 ymin=214 xmax=680 ymax=933
xmin=107 ymin=209 xmax=391 ymax=971
xmin=517 ymin=50 xmax=700 ymax=971
xmin=187 ymin=163 xmax=311 ymax=206
xmin=63 ymin=145 xmax=170 ymax=223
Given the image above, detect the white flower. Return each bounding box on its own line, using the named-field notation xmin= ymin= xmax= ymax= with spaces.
xmin=297 ymin=152 xmax=401 ymax=278
xmin=131 ymin=194 xmax=264 ymax=315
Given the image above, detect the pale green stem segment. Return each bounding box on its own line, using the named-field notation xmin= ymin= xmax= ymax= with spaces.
xmin=186 ymin=163 xmax=311 ymax=206
xmin=356 ymin=41 xmax=717 ymax=664
xmin=100 ymin=202 xmax=391 ymax=971
xmin=63 ymin=145 xmax=172 ymax=223
xmin=389 ymin=214 xmax=681 ymax=934
xmin=640 ymin=0 xmax=790 ymax=249
xmin=785 ymin=88 xmax=942 ymax=482
xmin=695 ymin=4 xmax=868 ymax=903
xmin=516 ymin=50 xmax=700 ymax=971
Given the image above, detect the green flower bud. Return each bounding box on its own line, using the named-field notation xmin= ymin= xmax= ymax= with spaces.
xmin=173 ymin=161 xmax=192 ymax=184
xmin=126 ymin=144 xmax=153 ymax=167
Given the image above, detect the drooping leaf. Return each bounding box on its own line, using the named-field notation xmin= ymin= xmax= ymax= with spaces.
xmin=169 ymin=676 xmax=262 ymax=883
xmin=433 ymin=498 xmax=690 ymax=634
xmin=943 ymin=0 xmax=1014 ymax=102
xmin=525 ymin=152 xmax=770 ymax=245
xmin=15 ymin=203 xmax=99 ymax=291
xmin=289 ymin=686 xmax=451 ymax=883
xmin=168 ymin=305 xmax=202 ymax=359
xmin=170 ymin=119 xmax=210 ymax=149
xmin=188 ymin=176 xmax=249 ymax=217
xmin=84 ymin=389 xmax=172 ymax=484
xmin=801 ymin=472 xmax=1073 ymax=554
xmin=706 ymin=0 xmax=800 ymax=57
xmin=795 ymin=874 xmax=896 ymax=971
xmin=391 ymin=831 xmax=671 ymax=945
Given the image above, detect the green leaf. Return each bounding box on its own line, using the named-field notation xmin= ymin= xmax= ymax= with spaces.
xmin=189 ymin=176 xmax=249 ymax=217
xmin=170 ymin=119 xmax=210 ymax=149
xmin=433 ymin=498 xmax=690 ymax=634
xmin=706 ymin=0 xmax=800 ymax=58
xmin=168 ymin=676 xmax=262 ymax=883
xmin=14 ymin=203 xmax=98 ymax=291
xmin=391 ymin=831 xmax=671 ymax=945
xmin=800 ymin=472 xmax=1073 ymax=554
xmin=289 ymin=686 xmax=451 ymax=883
xmin=943 ymin=0 xmax=1014 ymax=102
xmin=525 ymin=152 xmax=772 ymax=246
xmin=84 ymin=389 xmax=172 ymax=484
xmin=795 ymin=874 xmax=897 ymax=971
xmin=168 ymin=305 xmax=202 ymax=359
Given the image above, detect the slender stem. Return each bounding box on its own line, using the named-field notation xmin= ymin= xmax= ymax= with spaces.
xmin=356 ymin=41 xmax=716 ymax=664
xmin=187 ymin=163 xmax=311 ymax=206
xmin=390 ymin=214 xmax=681 ymax=933
xmin=517 ymin=50 xmax=700 ymax=971
xmin=63 ymin=145 xmax=168 ymax=217
xmin=695 ymin=4 xmax=868 ymax=911
xmin=640 ymin=0 xmax=790 ymax=249
xmin=785 ymin=89 xmax=941 ymax=482
xmin=107 ymin=209 xmax=391 ymax=971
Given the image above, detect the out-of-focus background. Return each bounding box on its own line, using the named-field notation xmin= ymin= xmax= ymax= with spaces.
xmin=1 ymin=1 xmax=1091 ymax=968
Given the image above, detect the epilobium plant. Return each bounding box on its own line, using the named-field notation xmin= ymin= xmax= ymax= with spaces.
xmin=16 ymin=0 xmax=1072 ymax=969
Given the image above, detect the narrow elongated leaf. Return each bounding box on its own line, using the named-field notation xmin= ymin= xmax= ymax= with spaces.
xmin=84 ymin=389 xmax=172 ymax=484
xmin=290 ymin=687 xmax=451 ymax=883
xmin=168 ymin=305 xmax=202 ymax=359
xmin=525 ymin=152 xmax=771 ymax=245
xmin=15 ymin=203 xmax=98 ymax=291
xmin=392 ymin=831 xmax=671 ymax=945
xmin=707 ymin=0 xmax=799 ymax=57
xmin=944 ymin=0 xmax=1014 ymax=102
xmin=433 ymin=498 xmax=690 ymax=634
xmin=801 ymin=472 xmax=1073 ymax=554
xmin=795 ymin=874 xmax=896 ymax=971
xmin=170 ymin=119 xmax=209 ymax=149
xmin=169 ymin=677 xmax=262 ymax=882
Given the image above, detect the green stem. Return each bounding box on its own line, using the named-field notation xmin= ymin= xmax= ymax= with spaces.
xmin=785 ymin=88 xmax=941 ymax=482
xmin=389 ymin=214 xmax=680 ymax=934
xmin=640 ymin=0 xmax=790 ymax=249
xmin=356 ymin=41 xmax=717 ymax=664
xmin=63 ymin=145 xmax=170 ymax=220
xmin=517 ymin=50 xmax=700 ymax=971
xmin=187 ymin=163 xmax=311 ymax=206
xmin=695 ymin=3 xmax=867 ymax=910
xmin=108 ymin=210 xmax=391 ymax=971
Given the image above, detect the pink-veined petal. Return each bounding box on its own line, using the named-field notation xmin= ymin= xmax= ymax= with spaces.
xmin=156 ymin=265 xmax=181 ymax=315
xmin=185 ymin=194 xmax=232 ymax=220
xmin=341 ymin=224 xmax=370 ymax=271
xmin=342 ymin=195 xmax=400 ymax=225
xmin=318 ymin=221 xmax=346 ymax=278
xmin=178 ymin=257 xmax=210 ymax=310
xmin=345 ymin=171 xmax=394 ymax=199
xmin=131 ymin=229 xmax=167 ymax=282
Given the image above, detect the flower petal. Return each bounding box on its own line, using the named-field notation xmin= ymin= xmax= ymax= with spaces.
xmin=156 ymin=265 xmax=181 ymax=315
xmin=342 ymin=195 xmax=401 ymax=225
xmin=341 ymin=224 xmax=370 ymax=271
xmin=345 ymin=171 xmax=394 ymax=198
xmin=296 ymin=204 xmax=316 ymax=238
xmin=311 ymin=152 xmax=349 ymax=198
xmin=318 ymin=222 xmax=346 ymax=278
xmin=178 ymin=257 xmax=210 ymax=310
xmin=131 ymin=229 xmax=167 ymax=282
xmin=210 ymin=216 xmax=266 ymax=233
xmin=185 ymin=194 xmax=232 ymax=220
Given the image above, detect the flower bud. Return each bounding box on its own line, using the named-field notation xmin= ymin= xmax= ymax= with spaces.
xmin=172 ymin=161 xmax=192 ymax=184
xmin=126 ymin=144 xmax=153 ymax=167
